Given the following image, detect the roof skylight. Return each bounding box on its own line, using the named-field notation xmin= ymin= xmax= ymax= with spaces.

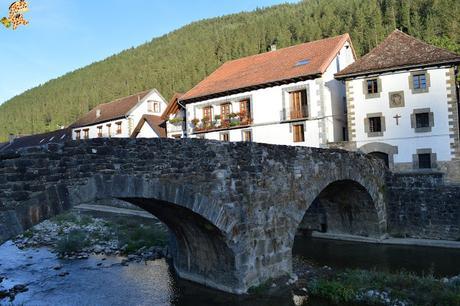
xmin=295 ymin=59 xmax=310 ymax=67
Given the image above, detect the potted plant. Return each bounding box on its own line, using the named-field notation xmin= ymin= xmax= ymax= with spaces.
xmin=228 ymin=112 xmax=238 ymax=119
xmin=169 ymin=117 xmax=183 ymax=125
xmin=191 ymin=118 xmax=199 ymax=127
xmin=214 ymin=114 xmax=221 ymax=121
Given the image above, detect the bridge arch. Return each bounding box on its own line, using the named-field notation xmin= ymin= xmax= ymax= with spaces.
xmin=9 ymin=174 xmax=242 ymax=293
xmin=295 ymin=179 xmax=383 ymax=239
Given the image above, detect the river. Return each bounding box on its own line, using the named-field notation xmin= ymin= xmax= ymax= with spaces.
xmin=1 ymin=235 xmax=460 ymax=306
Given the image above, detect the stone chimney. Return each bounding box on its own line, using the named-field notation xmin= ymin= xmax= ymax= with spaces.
xmin=270 ymin=44 xmax=277 ymax=52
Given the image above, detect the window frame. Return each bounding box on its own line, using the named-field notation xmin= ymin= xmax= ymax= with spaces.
xmin=363 ymin=77 xmax=382 ymax=99
xmin=292 ymin=124 xmax=305 ymax=143
xmin=220 ymin=132 xmax=230 ymax=142
xmin=97 ymin=126 xmax=103 ymax=138
xmin=364 ymin=113 xmax=385 ymax=137
xmin=411 ymin=108 xmax=434 ymax=133
xmin=409 ymin=71 xmax=430 ymax=94
xmin=116 ymin=122 xmax=122 ymax=135
xmin=75 ymin=130 xmax=81 ymax=140
xmin=220 ymin=103 xmax=232 ymax=120
xmin=242 ymin=129 xmax=252 ymax=142
xmin=83 ymin=129 xmax=90 ymax=140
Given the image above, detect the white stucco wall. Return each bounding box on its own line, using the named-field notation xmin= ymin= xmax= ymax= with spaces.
xmin=136 ymin=123 xmax=159 ymax=138
xmin=348 ymin=67 xmax=454 ymax=163
xmin=71 ymin=90 xmax=167 ymax=140
xmin=185 ymin=42 xmax=355 ymax=147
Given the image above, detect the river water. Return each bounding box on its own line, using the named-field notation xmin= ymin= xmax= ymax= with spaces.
xmin=1 ymin=236 xmax=460 ymax=306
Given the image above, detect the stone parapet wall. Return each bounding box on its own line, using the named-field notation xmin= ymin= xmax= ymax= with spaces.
xmin=386 ymin=172 xmax=460 ymax=241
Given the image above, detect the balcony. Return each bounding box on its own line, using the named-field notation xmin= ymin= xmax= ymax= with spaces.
xmin=192 ymin=114 xmax=253 ymax=134
xmin=280 ymin=106 xmax=309 ymax=121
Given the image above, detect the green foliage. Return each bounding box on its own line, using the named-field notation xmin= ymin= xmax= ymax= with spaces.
xmin=1 ymin=0 xmax=459 ymax=141
xmin=56 ymin=229 xmax=89 ymax=254
xmin=308 ymin=269 xmax=460 ymax=306
xmin=112 ymin=219 xmax=168 ymax=254
xmin=309 ymin=279 xmax=356 ymax=304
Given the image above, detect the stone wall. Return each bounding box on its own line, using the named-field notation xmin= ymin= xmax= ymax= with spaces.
xmin=0 ymin=138 xmax=387 ymax=294
xmin=386 ymin=173 xmax=460 ymax=241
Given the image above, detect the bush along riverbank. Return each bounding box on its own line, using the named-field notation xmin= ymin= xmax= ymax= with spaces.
xmin=13 ymin=212 xmax=170 ymax=261
xmin=292 ymin=258 xmax=460 ymax=306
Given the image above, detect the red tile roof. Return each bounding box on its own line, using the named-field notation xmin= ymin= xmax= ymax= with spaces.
xmin=71 ymin=90 xmax=151 ymax=128
xmin=336 ymin=30 xmax=460 ymax=79
xmin=181 ymin=34 xmax=353 ymax=103
xmin=131 ymin=115 xmax=166 ymax=138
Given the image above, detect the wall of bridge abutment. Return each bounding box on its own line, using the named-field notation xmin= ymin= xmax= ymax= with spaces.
xmin=0 ymin=138 xmax=388 ymax=293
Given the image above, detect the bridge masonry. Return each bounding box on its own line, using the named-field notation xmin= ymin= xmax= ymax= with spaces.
xmin=0 ymin=138 xmax=388 ymax=294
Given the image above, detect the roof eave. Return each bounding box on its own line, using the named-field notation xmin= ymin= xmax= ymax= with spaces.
xmin=180 ymin=73 xmax=322 ymax=104
xmin=335 ymin=59 xmax=460 ymax=80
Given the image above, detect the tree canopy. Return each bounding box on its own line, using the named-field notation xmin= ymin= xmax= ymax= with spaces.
xmin=0 ymin=0 xmax=459 ymax=141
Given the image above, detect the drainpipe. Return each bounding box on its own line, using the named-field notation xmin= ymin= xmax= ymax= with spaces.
xmin=177 ymin=99 xmax=187 ymax=138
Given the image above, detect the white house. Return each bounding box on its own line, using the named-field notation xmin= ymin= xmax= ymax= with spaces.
xmin=335 ymin=30 xmax=460 ymax=180
xmin=71 ymin=89 xmax=168 ymax=140
xmin=162 ymin=93 xmax=186 ymax=139
xmin=179 ymin=34 xmax=356 ymax=146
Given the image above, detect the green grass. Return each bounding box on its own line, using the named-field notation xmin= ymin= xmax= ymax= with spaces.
xmin=56 ymin=229 xmax=90 ymax=255
xmin=308 ymin=269 xmax=460 ymax=306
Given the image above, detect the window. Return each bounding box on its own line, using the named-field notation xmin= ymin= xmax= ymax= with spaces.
xmin=203 ymin=106 xmax=212 ymax=122
xmin=83 ymin=129 xmax=89 ymax=140
xmin=239 ymin=99 xmax=251 ymax=121
xmin=369 ymin=117 xmax=382 ymax=133
xmin=413 ymin=74 xmax=427 ymax=90
xmin=75 ymin=130 xmax=81 ymax=140
xmin=418 ymin=153 xmax=432 ymax=169
xmin=220 ymin=103 xmax=231 ymax=120
xmin=411 ymin=108 xmax=434 ymax=133
xmin=415 ymin=113 xmax=430 ymax=128
xmin=293 ymin=124 xmax=305 ymax=142
xmin=367 ymin=79 xmax=379 ymax=94
xmin=220 ymin=132 xmax=229 ymax=142
xmin=154 ymin=102 xmax=160 ymax=113
xmin=243 ymin=130 xmax=252 ymax=142
xmin=106 ymin=124 xmax=111 ymax=137
xmin=97 ymin=126 xmax=103 ymax=138
xmin=289 ymin=90 xmax=308 ymax=119
xmin=116 ymin=122 xmax=122 ymax=134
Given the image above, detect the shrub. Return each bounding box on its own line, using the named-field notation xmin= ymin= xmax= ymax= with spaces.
xmin=56 ymin=230 xmax=89 ymax=254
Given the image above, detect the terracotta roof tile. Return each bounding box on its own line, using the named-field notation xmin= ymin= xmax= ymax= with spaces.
xmin=131 ymin=115 xmax=166 ymax=138
xmin=336 ymin=30 xmax=460 ymax=78
xmin=181 ymin=34 xmax=352 ymax=102
xmin=71 ymin=90 xmax=152 ymax=128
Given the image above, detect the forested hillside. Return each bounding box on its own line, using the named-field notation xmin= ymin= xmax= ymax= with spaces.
xmin=1 ymin=0 xmax=459 ymax=141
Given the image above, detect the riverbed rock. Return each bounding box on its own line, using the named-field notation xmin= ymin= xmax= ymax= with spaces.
xmin=53 ymin=264 xmax=64 ymax=270
xmin=11 ymin=284 xmax=28 ymax=294
xmin=58 ymin=272 xmax=69 ymax=277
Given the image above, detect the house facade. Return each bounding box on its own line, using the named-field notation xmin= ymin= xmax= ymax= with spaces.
xmin=335 ymin=30 xmax=460 ymax=180
xmin=71 ymin=89 xmax=168 ymax=140
xmin=180 ymin=34 xmax=356 ymax=146
xmin=162 ymin=93 xmax=186 ymax=139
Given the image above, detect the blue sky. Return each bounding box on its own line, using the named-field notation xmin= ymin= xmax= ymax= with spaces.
xmin=0 ymin=0 xmax=298 ymax=104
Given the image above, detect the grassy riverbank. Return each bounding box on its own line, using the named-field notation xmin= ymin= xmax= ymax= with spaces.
xmin=306 ymin=269 xmax=460 ymax=306
xmin=16 ymin=211 xmax=169 ymax=256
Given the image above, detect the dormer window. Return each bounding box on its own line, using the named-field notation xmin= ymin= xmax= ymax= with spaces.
xmin=148 ymin=101 xmax=161 ymax=113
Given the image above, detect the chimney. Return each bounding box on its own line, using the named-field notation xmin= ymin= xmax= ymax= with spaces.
xmin=270 ymin=44 xmax=277 ymax=52
xmin=96 ymin=109 xmax=101 ymax=118
xmin=8 ymin=133 xmax=16 ymax=143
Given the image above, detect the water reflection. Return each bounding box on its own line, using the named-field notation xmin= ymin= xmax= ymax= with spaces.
xmin=293 ymin=236 xmax=460 ymax=277
xmin=1 ymin=237 xmax=460 ymax=306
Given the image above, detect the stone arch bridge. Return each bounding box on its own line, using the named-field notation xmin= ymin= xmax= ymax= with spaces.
xmin=0 ymin=139 xmax=387 ymax=294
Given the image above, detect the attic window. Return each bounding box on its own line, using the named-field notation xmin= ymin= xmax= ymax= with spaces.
xmin=96 ymin=109 xmax=101 ymax=118
xmin=295 ymin=59 xmax=310 ymax=67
